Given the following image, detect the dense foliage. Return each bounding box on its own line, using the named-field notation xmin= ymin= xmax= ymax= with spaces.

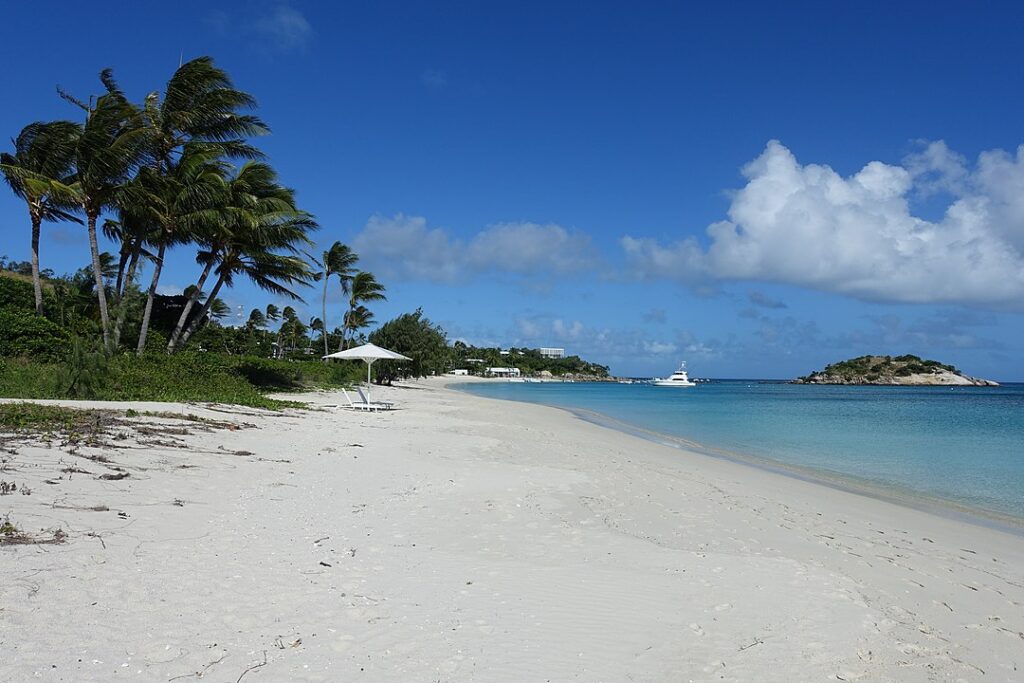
xmin=799 ymin=354 xmax=959 ymax=383
xmin=368 ymin=308 xmax=450 ymax=382
xmin=0 ymin=270 xmax=362 ymax=407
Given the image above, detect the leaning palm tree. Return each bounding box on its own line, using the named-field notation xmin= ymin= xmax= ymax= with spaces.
xmin=246 ymin=308 xmax=266 ymax=330
xmin=341 ymin=271 xmax=386 ymax=349
xmin=342 ymin=304 xmax=377 ymax=345
xmin=172 ymin=184 xmax=317 ymax=352
xmin=142 ymin=56 xmax=267 ymax=174
xmin=0 ymin=121 xmax=81 ymax=314
xmin=132 ymin=145 xmax=230 ymax=353
xmin=309 ymin=241 xmax=358 ymax=355
xmin=61 ymin=72 xmax=148 ymax=345
xmin=174 ymin=239 xmax=314 ymax=352
xmin=120 ymin=56 xmax=269 ymax=326
xmin=165 ymin=160 xmax=300 ymax=353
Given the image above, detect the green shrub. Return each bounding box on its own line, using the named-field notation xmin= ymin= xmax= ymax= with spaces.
xmin=0 ymin=309 xmax=69 ymax=360
xmin=0 ymin=274 xmax=38 ymax=311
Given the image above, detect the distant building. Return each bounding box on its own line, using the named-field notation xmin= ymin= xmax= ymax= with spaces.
xmin=486 ymin=367 xmax=521 ymax=377
xmin=499 ymin=350 xmax=510 ymax=356
xmin=540 ymin=347 xmax=565 ymax=359
xmin=450 ymin=369 xmax=469 ymax=376
xmin=464 ymin=358 xmax=485 ymax=364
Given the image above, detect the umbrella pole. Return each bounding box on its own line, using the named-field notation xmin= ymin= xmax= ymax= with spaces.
xmin=366 ymin=359 xmax=372 ymax=403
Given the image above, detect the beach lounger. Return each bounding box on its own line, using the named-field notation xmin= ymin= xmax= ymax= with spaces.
xmin=357 ymin=386 xmax=394 ymax=410
xmin=340 ymin=388 xmax=385 ymax=412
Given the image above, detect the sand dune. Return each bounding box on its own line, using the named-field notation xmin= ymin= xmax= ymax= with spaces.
xmin=1 ymin=382 xmax=1022 ymax=681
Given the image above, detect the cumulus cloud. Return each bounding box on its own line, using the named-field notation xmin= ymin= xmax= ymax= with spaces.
xmin=622 ymin=140 xmax=1024 ymax=307
xmin=508 ymin=313 xmax=715 ymax=371
xmin=352 ymin=214 xmax=597 ymax=283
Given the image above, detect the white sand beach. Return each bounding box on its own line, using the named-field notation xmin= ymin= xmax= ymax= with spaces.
xmin=2 ymin=380 xmax=1023 ymax=682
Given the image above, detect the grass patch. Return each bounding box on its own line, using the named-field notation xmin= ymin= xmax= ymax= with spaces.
xmin=0 ymin=353 xmax=363 ymax=409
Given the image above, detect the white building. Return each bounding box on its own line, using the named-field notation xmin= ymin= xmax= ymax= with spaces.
xmin=539 ymin=347 xmax=565 ymax=359
xmin=486 ymin=367 xmax=521 ymax=377
xmin=450 ymin=369 xmax=469 ymax=376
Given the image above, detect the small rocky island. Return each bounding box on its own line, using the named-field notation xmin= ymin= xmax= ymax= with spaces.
xmin=795 ymin=355 xmax=999 ymax=386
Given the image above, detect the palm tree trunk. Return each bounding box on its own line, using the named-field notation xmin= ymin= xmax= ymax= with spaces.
xmin=166 ymin=260 xmax=214 ymax=353
xmin=322 ymin=275 xmax=329 ymax=357
xmin=87 ymin=211 xmax=111 ymax=346
xmin=175 ymin=273 xmax=226 ymax=351
xmin=29 ymin=212 xmax=44 ymax=315
xmin=114 ymin=239 xmax=133 ymax=300
xmin=112 ymin=247 xmax=141 ymax=349
xmin=135 ymin=240 xmax=166 ymax=355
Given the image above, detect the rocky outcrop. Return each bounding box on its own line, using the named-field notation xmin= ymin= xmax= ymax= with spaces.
xmin=794 ymin=355 xmax=999 ymax=386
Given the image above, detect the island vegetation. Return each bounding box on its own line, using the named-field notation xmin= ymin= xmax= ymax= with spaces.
xmin=451 ymin=343 xmax=610 ymax=378
xmin=795 ymin=355 xmax=998 ymax=386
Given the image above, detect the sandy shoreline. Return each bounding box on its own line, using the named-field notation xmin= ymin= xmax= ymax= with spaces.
xmin=2 ymin=380 xmax=1023 ymax=681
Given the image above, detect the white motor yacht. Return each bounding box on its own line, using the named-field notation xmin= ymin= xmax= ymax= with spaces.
xmin=651 ymin=362 xmax=696 ymax=387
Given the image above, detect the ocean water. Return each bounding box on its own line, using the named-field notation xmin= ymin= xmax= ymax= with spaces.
xmin=457 ymin=380 xmax=1024 ymax=525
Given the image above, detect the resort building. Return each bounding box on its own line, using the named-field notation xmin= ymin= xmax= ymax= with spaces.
xmin=486 ymin=367 xmax=521 ymax=377
xmin=540 ymin=347 xmax=565 ymax=359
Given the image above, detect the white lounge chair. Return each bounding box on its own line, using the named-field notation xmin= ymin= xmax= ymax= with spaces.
xmin=357 ymin=386 xmax=394 ymax=410
xmin=339 ymin=388 xmax=386 ymax=412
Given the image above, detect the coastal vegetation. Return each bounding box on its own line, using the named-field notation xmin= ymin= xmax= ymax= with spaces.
xmin=0 ymin=57 xmax=397 ymax=407
xmin=795 ymin=354 xmax=998 ymax=386
xmin=451 ymin=342 xmax=610 ymax=378
xmin=0 ymin=56 xmax=614 ymax=406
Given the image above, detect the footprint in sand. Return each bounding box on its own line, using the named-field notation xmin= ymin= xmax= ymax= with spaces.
xmin=689 ymin=623 xmax=706 ymax=636
xmin=714 ymin=603 xmax=733 ymax=612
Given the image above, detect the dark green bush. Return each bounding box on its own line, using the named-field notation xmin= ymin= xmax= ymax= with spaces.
xmin=0 ymin=274 xmax=38 ymax=311
xmin=0 ymin=309 xmax=69 ymax=360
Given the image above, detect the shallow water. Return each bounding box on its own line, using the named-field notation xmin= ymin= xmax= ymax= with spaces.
xmin=458 ymin=380 xmax=1024 ymax=523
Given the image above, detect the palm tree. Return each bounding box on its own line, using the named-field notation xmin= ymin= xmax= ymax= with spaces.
xmin=133 ymin=145 xmax=229 ymax=353
xmin=309 ymin=317 xmax=324 ymax=353
xmin=0 ymin=121 xmax=81 ymax=314
xmin=246 ymin=308 xmax=266 ymax=330
xmin=343 ymin=304 xmax=377 ymax=345
xmin=342 ymin=271 xmax=386 ymax=349
xmin=141 ymin=56 xmax=267 ymax=173
xmin=310 ymin=241 xmax=358 ymax=356
xmin=172 ymin=205 xmax=317 ymax=352
xmin=125 ymin=56 xmax=269 ymax=337
xmin=166 ymin=160 xmax=303 ymax=353
xmin=61 ymin=71 xmax=148 ymax=346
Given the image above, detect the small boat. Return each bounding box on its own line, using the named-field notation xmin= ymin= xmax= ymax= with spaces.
xmin=650 ymin=362 xmax=696 ymax=387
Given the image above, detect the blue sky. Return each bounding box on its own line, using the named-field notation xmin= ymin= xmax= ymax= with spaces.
xmin=2 ymin=1 xmax=1024 ymax=379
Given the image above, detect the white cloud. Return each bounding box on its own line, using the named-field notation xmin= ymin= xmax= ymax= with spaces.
xmin=352 ymin=214 xmax=597 ymax=283
xmin=251 ymin=5 xmax=313 ymax=53
xmin=642 ymin=340 xmax=678 ymax=355
xmin=551 ymin=319 xmax=584 ymax=339
xmin=622 ymin=140 xmax=1024 ymax=307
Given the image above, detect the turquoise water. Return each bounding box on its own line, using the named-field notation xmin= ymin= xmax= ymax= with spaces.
xmin=458 ymin=380 xmax=1024 ymax=524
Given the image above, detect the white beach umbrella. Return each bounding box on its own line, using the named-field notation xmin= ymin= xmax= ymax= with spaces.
xmin=323 ymin=342 xmax=411 ymax=403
